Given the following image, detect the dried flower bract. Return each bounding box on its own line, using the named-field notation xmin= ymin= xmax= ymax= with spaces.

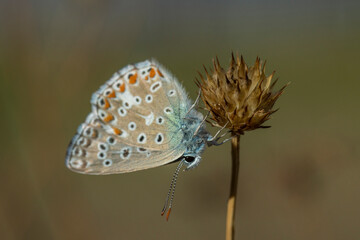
xmin=198 ymin=53 xmax=288 ymax=135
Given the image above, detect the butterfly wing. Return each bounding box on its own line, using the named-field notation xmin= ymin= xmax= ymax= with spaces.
xmin=66 ymin=60 xmax=192 ymax=174
xmin=66 ymin=113 xmax=184 ymax=174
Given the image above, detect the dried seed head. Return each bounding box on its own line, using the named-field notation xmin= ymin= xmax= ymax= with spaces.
xmin=198 ymin=53 xmax=288 ymax=135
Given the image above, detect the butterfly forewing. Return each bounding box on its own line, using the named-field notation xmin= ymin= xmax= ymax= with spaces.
xmin=66 ymin=60 xmax=190 ymax=174
xmin=91 ymin=60 xmax=188 ymax=150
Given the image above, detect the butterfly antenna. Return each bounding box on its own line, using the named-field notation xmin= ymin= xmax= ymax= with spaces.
xmin=161 ymin=160 xmax=184 ymax=220
xmin=166 ymin=160 xmax=185 ymax=221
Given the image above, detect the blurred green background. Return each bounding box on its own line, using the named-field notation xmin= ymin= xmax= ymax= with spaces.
xmin=1 ymin=0 xmax=359 ymax=239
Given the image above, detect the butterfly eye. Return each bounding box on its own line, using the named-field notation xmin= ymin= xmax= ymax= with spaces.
xmin=184 ymin=156 xmax=195 ymax=163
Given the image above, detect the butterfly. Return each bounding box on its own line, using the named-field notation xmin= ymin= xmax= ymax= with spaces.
xmin=65 ymin=59 xmax=227 ymax=219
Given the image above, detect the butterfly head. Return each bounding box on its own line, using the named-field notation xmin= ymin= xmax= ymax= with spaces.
xmin=180 ymin=111 xmax=211 ymax=170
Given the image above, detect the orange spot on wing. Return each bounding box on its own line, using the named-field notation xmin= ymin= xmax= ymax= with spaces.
xmin=91 ymin=131 xmax=98 ymax=139
xmin=112 ymin=127 xmax=122 ymax=135
xmin=157 ymin=69 xmax=164 ymax=77
xmin=103 ymin=98 xmax=110 ymax=109
xmin=129 ymin=73 xmax=138 ymax=84
xmin=108 ymin=90 xmax=116 ymax=98
xmin=119 ymin=83 xmax=125 ymax=92
xmin=103 ymin=114 xmax=114 ymax=123
xmin=145 ymin=76 xmax=149 ymax=81
xmin=149 ymin=68 xmax=156 ymax=78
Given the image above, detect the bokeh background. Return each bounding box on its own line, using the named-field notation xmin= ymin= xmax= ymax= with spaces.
xmin=1 ymin=0 xmax=359 ymax=239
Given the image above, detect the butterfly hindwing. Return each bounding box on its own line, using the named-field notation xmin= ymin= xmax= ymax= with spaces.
xmin=66 ymin=113 xmax=185 ymax=174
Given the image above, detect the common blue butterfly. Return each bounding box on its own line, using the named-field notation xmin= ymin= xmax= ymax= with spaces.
xmin=65 ymin=59 xmax=222 ymax=219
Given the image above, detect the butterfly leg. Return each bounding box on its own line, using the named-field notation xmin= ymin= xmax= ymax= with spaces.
xmin=208 ymin=122 xmax=229 ymax=142
xmin=209 ymin=136 xmax=232 ymax=146
xmin=214 ymin=131 xmax=230 ymax=142
xmin=193 ymin=111 xmax=210 ymax=136
xmin=185 ymin=89 xmax=202 ymax=117
xmin=207 ymin=122 xmax=234 ymax=146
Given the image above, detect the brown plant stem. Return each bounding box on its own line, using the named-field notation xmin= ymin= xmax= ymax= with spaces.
xmin=226 ymin=134 xmax=240 ymax=240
